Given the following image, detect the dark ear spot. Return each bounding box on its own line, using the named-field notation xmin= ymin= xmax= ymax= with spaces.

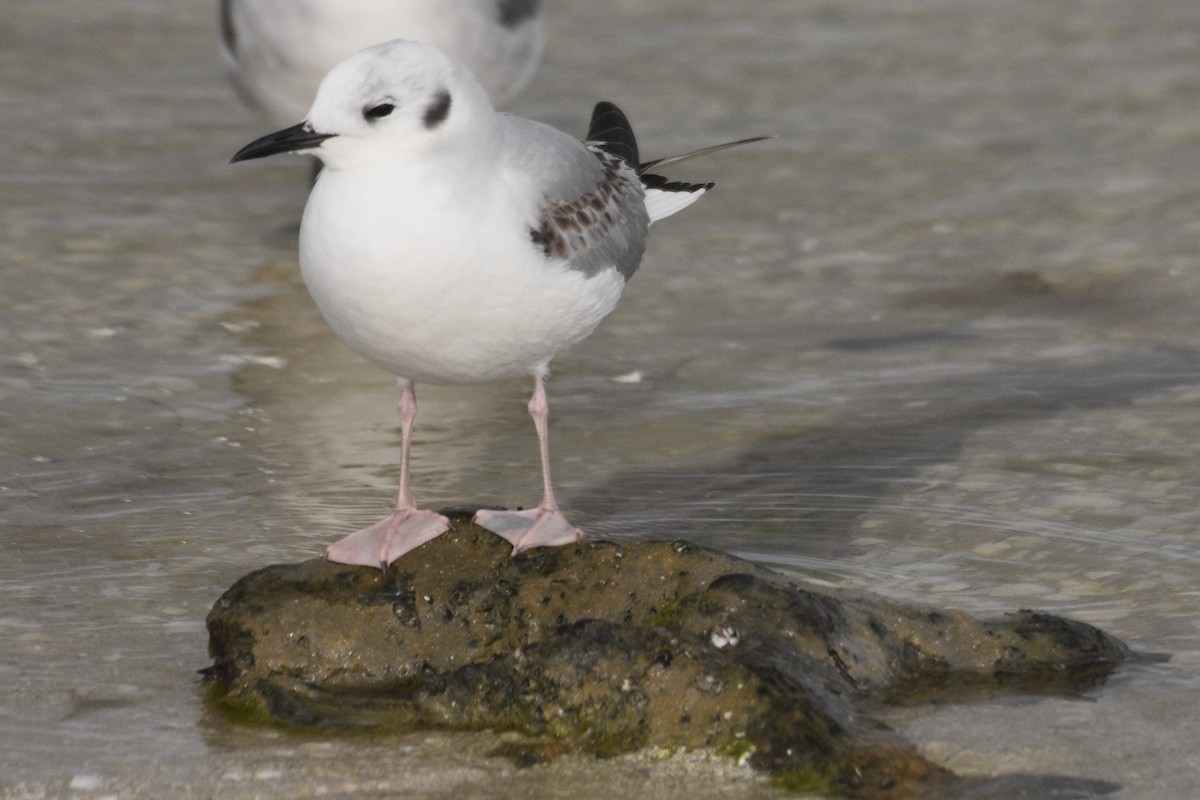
xmin=497 ymin=0 xmax=539 ymax=27
xmin=423 ymin=90 xmax=452 ymax=129
xmin=219 ymin=0 xmax=237 ymax=52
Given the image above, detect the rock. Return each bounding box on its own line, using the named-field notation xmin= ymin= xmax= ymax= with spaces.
xmin=205 ymin=511 xmax=1131 ymax=798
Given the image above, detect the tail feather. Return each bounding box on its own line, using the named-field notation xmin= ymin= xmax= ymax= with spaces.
xmin=586 ymin=101 xmax=772 ymax=223
xmin=639 ymin=135 xmax=774 ymax=223
xmin=641 ymin=174 xmax=714 ymax=222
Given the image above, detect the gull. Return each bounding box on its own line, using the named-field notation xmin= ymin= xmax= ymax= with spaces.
xmin=219 ymin=0 xmax=543 ymax=124
xmin=232 ymin=39 xmax=768 ymax=568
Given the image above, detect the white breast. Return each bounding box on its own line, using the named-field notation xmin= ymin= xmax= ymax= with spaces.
xmin=299 ymin=160 xmax=626 ymax=385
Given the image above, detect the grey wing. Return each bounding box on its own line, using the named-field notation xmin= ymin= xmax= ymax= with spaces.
xmin=532 ymin=148 xmax=650 ymax=280
xmin=504 ymin=118 xmax=650 ymax=281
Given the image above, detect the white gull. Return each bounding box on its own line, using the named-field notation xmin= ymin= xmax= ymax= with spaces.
xmin=232 ymin=39 xmax=768 ymax=568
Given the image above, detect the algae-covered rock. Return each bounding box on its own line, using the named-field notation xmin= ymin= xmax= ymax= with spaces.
xmin=205 ymin=511 xmax=1130 ymax=798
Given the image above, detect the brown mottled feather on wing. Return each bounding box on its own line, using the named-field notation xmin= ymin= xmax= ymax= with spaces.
xmin=529 ymin=148 xmax=648 ymax=280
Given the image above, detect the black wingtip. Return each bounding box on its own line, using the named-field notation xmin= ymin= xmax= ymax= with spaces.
xmin=640 ymin=174 xmax=716 ymax=195
xmin=586 ymin=101 xmax=640 ymax=169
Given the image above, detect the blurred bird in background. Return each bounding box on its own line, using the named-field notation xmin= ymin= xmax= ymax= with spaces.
xmin=218 ymin=0 xmax=543 ymax=125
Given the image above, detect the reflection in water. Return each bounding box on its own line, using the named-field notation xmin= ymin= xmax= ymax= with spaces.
xmin=4 ymin=0 xmax=1200 ymax=797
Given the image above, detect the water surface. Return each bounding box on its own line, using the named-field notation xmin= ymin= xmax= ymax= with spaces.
xmin=3 ymin=1 xmax=1200 ymax=797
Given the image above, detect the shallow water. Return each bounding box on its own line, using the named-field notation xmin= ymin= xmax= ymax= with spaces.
xmin=3 ymin=0 xmax=1200 ymax=797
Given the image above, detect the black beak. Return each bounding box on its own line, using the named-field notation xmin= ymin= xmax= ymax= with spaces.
xmin=231 ymin=122 xmax=336 ymax=163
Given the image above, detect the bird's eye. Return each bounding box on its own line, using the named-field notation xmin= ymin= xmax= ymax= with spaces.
xmin=364 ymin=102 xmax=395 ymax=121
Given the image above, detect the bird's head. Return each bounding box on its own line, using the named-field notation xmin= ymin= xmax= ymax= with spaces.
xmin=231 ymin=39 xmax=491 ymax=171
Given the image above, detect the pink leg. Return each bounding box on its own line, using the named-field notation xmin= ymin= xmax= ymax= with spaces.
xmin=325 ymin=382 xmax=450 ymax=569
xmin=474 ymin=374 xmax=584 ymax=554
